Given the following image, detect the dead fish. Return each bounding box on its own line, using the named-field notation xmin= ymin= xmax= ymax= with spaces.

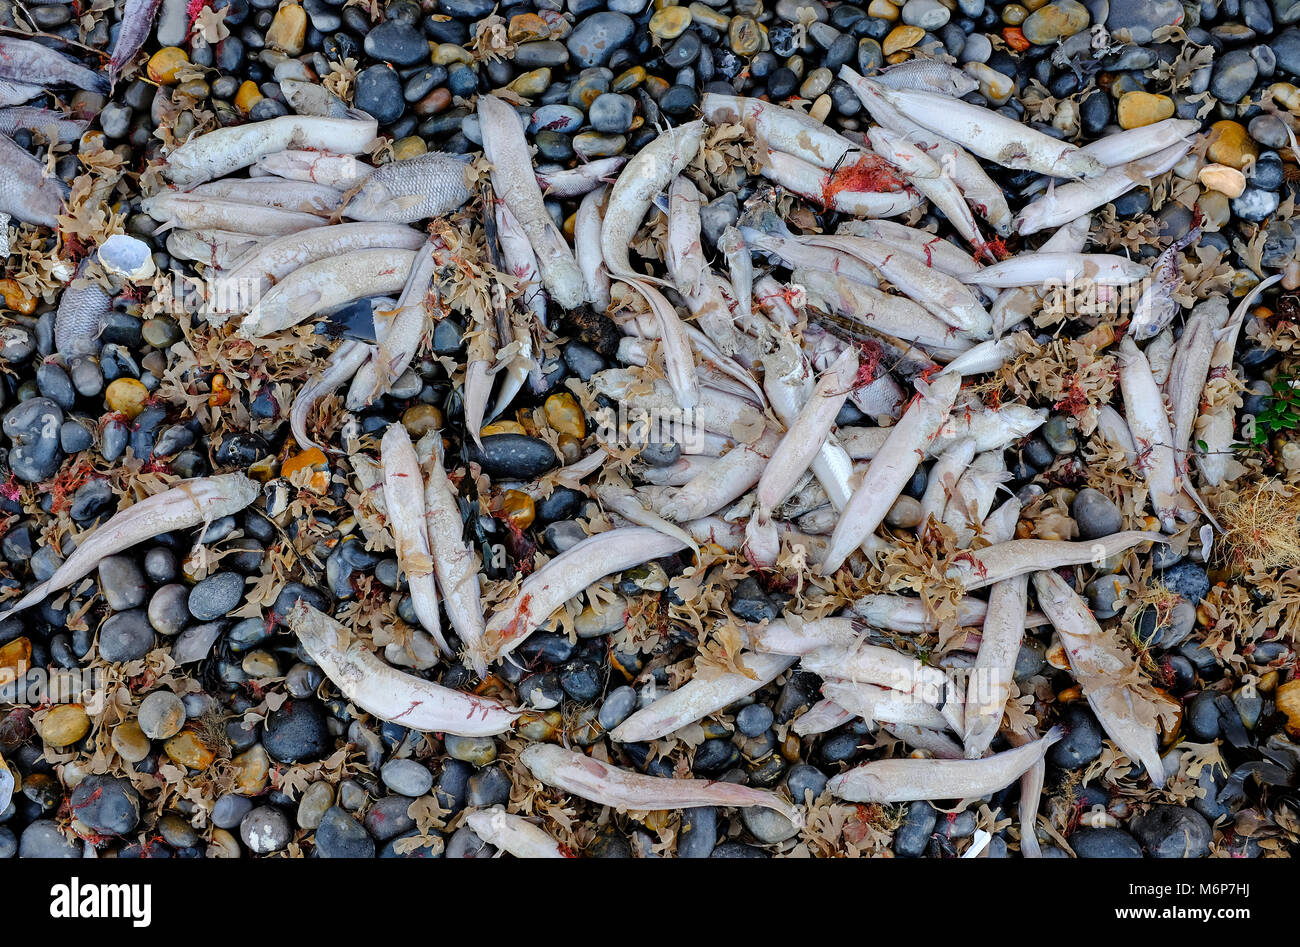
xmin=0 ymin=131 xmax=67 ymax=227
xmin=108 ymin=0 xmax=163 ymax=86
xmin=280 ymin=77 xmax=352 ymax=118
xmin=344 ymin=152 xmax=474 ymax=223
xmin=0 ymin=78 xmax=41 ymax=106
xmin=54 ymin=263 xmax=113 ymax=359
xmin=873 ymin=58 xmax=979 ymax=97
xmin=0 ymin=36 xmax=109 ymax=94
xmin=0 ymin=107 xmax=88 ymax=142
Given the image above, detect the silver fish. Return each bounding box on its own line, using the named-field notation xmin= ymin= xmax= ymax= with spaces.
xmin=873 ymin=58 xmax=978 ymax=97
xmin=54 ymin=264 xmax=112 ymax=359
xmin=0 ymin=132 xmax=66 ymax=227
xmin=108 ymin=0 xmax=163 ymax=86
xmin=0 ymin=78 xmax=42 ymax=106
xmin=1129 ymin=221 xmax=1202 ymax=341
xmin=281 ymin=78 xmax=352 ymax=118
xmin=0 ymin=37 xmax=109 ymax=94
xmin=0 ymin=107 xmax=88 ymax=142
xmin=344 ymin=152 xmax=473 ymax=223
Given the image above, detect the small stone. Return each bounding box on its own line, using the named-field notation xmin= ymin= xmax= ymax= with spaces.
xmin=1116 ymin=90 xmax=1175 ymax=129
xmin=147 ymin=46 xmax=189 ymax=84
xmin=315 ymin=805 xmax=376 ymax=857
xmin=567 ymin=12 xmax=635 ymax=68
xmin=901 ymin=0 xmax=950 ymax=30
xmin=297 ymin=781 xmax=334 ymax=829
xmin=70 ymin=775 xmax=140 ymax=836
xmin=1198 ymin=163 xmax=1247 ymax=198
xmin=1072 ymin=488 xmax=1122 ymax=538
xmin=1206 ymin=120 xmax=1257 ymax=170
xmin=1047 ymin=703 xmax=1103 ymax=768
xmin=1210 ymin=48 xmax=1259 ymax=103
xmin=355 ymin=64 xmax=404 ymax=124
xmin=885 ymin=495 xmax=923 ymax=529
xmin=882 ymin=23 xmax=924 ymax=54
xmin=1021 ymin=0 xmax=1089 ymax=44
xmin=111 ymin=720 xmax=151 ymax=763
xmin=363 ymin=19 xmax=429 ymax=65
xmin=894 ymin=800 xmax=937 ymax=856
xmin=262 ymin=699 xmax=331 ymax=763
xmin=741 ymin=805 xmax=799 ymax=843
xmin=444 ymin=733 xmax=497 ymax=766
xmin=729 ymin=15 xmax=761 ymax=54
xmin=382 ymin=759 xmax=434 ymax=797
xmin=105 ymin=377 xmax=149 ymax=418
xmin=99 ymin=609 xmax=155 ymax=663
xmin=188 ymin=571 xmax=246 ymax=620
xmin=138 ymin=690 xmax=186 ymax=739
xmin=467 ymin=433 xmax=559 ymax=478
xmin=37 ymin=703 xmax=90 ymax=746
xmin=1130 ymin=805 xmax=1212 ymax=858
xmin=165 ymin=729 xmax=217 ymax=770
xmin=265 ymin=2 xmax=307 ymax=54
xmin=649 ymin=5 xmax=692 ymax=40
xmin=240 ymin=804 xmax=291 ymax=853
xmin=98 ymin=554 xmax=148 ymax=611
xmin=1232 ymin=187 xmax=1280 ymax=223
xmin=1071 ymin=826 xmax=1143 ymax=857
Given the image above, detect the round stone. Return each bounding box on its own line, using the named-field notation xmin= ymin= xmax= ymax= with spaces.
xmin=567 ymin=12 xmax=635 ymax=68
xmin=1021 ymin=0 xmax=1089 ymax=44
xmin=381 ymin=759 xmax=434 ymax=797
xmin=188 ymin=572 xmax=246 ymax=620
xmin=240 ymin=805 xmax=291 ymax=854
xmin=1116 ymin=90 xmax=1174 ymax=129
xmin=588 ymin=92 xmax=635 ymax=133
xmin=363 ymin=20 xmax=429 ymax=65
xmin=138 ymin=690 xmax=187 ymax=739
xmin=315 ymin=806 xmax=376 ymax=857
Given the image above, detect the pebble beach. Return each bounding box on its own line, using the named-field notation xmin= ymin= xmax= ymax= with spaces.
xmin=0 ymin=0 xmax=1295 ymax=861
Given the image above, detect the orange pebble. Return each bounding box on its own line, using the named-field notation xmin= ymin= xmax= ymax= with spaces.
xmin=1003 ymin=26 xmax=1030 ymax=50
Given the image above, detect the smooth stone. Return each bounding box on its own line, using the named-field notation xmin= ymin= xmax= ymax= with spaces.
xmin=901 ymin=0 xmax=950 ymax=29
xmin=240 ymin=805 xmax=291 ymax=853
xmin=1047 ymin=703 xmax=1104 ymax=768
xmin=1232 ymin=187 xmax=1280 ymax=222
xmin=355 ymin=64 xmax=404 ymax=124
xmin=741 ymin=805 xmax=799 ymax=843
xmin=677 ymin=806 xmax=716 ymax=857
xmin=188 ymin=571 xmax=245 ymax=620
xmin=98 ymin=555 xmax=148 ymax=611
xmin=262 ymin=699 xmax=331 ymax=763
xmin=381 ymin=759 xmax=434 ymax=797
xmin=567 ymin=12 xmax=635 ymax=68
xmin=1106 ymin=0 xmax=1183 ymax=44
xmin=1071 ymin=826 xmax=1143 ymax=857
xmin=363 ymin=20 xmax=428 ymax=65
xmin=529 ymin=103 xmax=584 ymax=134
xmin=138 ymin=690 xmax=186 ymax=739
xmin=315 ymin=806 xmax=376 ymax=857
xmin=296 ymin=781 xmax=334 ymax=829
xmin=1211 ymin=47 xmax=1259 ymax=102
xmin=1072 ymin=488 xmax=1123 ymax=538
xmin=99 ymin=609 xmax=155 ymax=663
xmin=19 ymin=820 xmax=81 ymax=857
xmin=1130 ymin=805 xmax=1212 ymax=858
xmin=70 ymin=775 xmax=140 ymax=836
xmin=588 ymin=92 xmax=635 ymax=133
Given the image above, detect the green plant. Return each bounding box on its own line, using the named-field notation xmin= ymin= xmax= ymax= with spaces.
xmin=1246 ymin=375 xmax=1300 ymax=447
